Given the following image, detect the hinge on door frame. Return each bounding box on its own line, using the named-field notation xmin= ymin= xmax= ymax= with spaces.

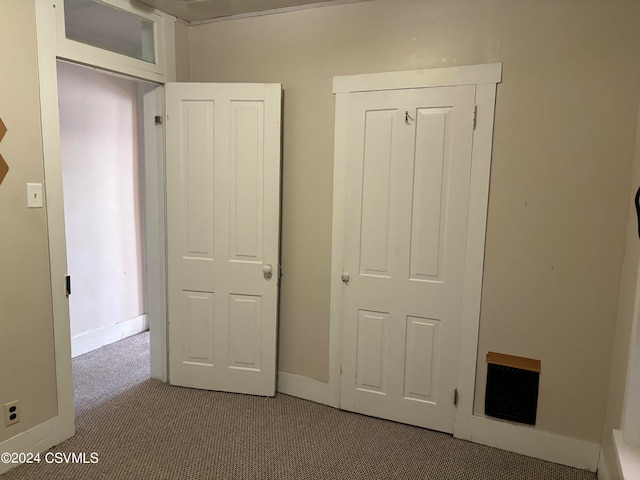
xmin=65 ymin=275 xmax=71 ymax=297
xmin=472 ymin=105 xmax=478 ymax=130
xmin=453 ymin=388 xmax=459 ymax=407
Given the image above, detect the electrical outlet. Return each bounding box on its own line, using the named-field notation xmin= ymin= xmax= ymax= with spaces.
xmin=4 ymin=400 xmax=19 ymax=427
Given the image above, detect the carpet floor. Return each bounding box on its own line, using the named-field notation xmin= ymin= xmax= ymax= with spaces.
xmin=1 ymin=332 xmax=597 ymax=479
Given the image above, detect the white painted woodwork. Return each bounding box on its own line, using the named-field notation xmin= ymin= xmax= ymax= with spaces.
xmin=404 ymin=316 xmax=440 ymax=402
xmin=166 ymin=83 xmax=281 ymax=396
xmin=340 ymin=85 xmax=475 ymax=433
xmin=229 ymin=295 xmax=262 ymax=370
xmin=183 ymin=291 xmax=215 ymax=366
xmin=359 ymin=110 xmax=395 ymax=277
xmin=356 ymin=310 xmax=388 ymax=392
xmin=410 ymin=108 xmax=448 ymax=281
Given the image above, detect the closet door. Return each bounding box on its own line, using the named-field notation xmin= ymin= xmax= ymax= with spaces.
xmin=340 ymin=85 xmax=475 ymax=432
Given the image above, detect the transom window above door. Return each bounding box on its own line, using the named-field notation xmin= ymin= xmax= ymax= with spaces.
xmin=55 ymin=0 xmax=171 ymax=83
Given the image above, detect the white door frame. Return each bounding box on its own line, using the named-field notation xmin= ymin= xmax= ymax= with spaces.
xmin=328 ymin=63 xmax=502 ymax=438
xmin=33 ymin=0 xmax=176 ymax=449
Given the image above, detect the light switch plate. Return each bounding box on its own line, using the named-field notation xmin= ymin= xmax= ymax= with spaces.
xmin=27 ymin=183 xmax=43 ymax=208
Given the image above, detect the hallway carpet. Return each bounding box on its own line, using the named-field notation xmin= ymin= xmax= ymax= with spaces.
xmin=1 ymin=332 xmax=597 ymax=479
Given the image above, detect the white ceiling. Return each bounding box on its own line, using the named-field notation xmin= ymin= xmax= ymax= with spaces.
xmin=137 ymin=0 xmax=359 ymax=22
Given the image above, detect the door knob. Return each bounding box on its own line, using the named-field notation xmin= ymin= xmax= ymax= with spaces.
xmin=263 ymin=264 xmax=273 ymax=279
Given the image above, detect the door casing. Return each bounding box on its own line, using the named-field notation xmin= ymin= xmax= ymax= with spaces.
xmin=33 ymin=0 xmax=177 ymax=451
xmin=329 ymin=63 xmax=502 ymax=440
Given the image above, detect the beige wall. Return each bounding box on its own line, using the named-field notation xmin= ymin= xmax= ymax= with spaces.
xmin=474 ymin=0 xmax=640 ymax=443
xmin=175 ymin=20 xmax=191 ymax=81
xmin=0 ymin=0 xmax=58 ymax=443
xmin=188 ymin=0 xmax=640 ymax=443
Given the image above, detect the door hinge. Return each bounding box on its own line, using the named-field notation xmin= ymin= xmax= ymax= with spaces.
xmin=65 ymin=275 xmax=71 ymax=297
xmin=154 ymin=115 xmax=163 ymax=126
xmin=472 ymin=105 xmax=478 ymax=130
xmin=453 ymin=388 xmax=459 ymax=407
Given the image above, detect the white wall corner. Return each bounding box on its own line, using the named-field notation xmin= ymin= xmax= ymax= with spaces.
xmin=277 ymin=371 xmax=337 ymax=408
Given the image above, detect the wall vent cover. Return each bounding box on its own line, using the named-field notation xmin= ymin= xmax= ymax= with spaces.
xmin=485 ymin=352 xmax=540 ymax=426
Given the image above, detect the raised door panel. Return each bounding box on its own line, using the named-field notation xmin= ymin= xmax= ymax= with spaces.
xmin=228 ymin=294 xmax=262 ymax=371
xmin=409 ymin=108 xmax=449 ymax=282
xmin=356 ymin=310 xmax=389 ymax=394
xmin=181 ymin=100 xmax=215 ymax=260
xmin=230 ymin=101 xmax=264 ymax=263
xmin=359 ymin=109 xmax=396 ymax=278
xmin=183 ymin=291 xmax=215 ymax=367
xmin=403 ymin=316 xmax=440 ymax=403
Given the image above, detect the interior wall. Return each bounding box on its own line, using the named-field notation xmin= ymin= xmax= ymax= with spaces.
xmin=175 ymin=20 xmax=191 ymax=81
xmin=57 ymin=61 xmax=146 ymax=352
xmin=187 ymin=0 xmax=640 ymax=444
xmin=0 ymin=0 xmax=58 ymax=443
xmin=473 ymin=0 xmax=640 ymax=445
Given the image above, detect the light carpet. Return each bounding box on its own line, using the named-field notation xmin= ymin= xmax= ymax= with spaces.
xmin=1 ymin=332 xmax=597 ymax=479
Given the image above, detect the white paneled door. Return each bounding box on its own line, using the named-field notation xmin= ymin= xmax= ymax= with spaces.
xmin=340 ymin=85 xmax=475 ymax=432
xmin=166 ymin=83 xmax=281 ymax=396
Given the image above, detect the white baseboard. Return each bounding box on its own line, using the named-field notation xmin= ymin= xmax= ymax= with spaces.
xmin=0 ymin=416 xmax=73 ymax=475
xmin=71 ymin=314 xmax=148 ymax=358
xmin=598 ymin=447 xmax=610 ymax=480
xmin=277 ymin=371 xmax=337 ymax=407
xmin=468 ymin=415 xmax=601 ymax=472
xmin=613 ymin=429 xmax=640 ymax=480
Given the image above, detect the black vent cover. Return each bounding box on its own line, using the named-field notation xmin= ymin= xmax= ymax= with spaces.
xmin=485 ymin=353 xmax=540 ymax=426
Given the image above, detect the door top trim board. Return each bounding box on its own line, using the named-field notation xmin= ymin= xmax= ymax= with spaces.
xmin=333 ymin=63 xmax=502 ymax=94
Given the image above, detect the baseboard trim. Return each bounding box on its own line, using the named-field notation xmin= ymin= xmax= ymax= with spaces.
xmin=0 ymin=416 xmax=73 ymax=475
xmin=277 ymin=371 xmax=337 ymax=407
xmin=468 ymin=415 xmax=600 ymax=472
xmin=71 ymin=314 xmax=148 ymax=358
xmin=598 ymin=447 xmax=610 ymax=480
xmin=613 ymin=429 xmax=640 ymax=480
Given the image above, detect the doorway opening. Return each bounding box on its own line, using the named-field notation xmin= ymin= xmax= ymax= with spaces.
xmin=56 ymin=60 xmax=152 ymax=386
